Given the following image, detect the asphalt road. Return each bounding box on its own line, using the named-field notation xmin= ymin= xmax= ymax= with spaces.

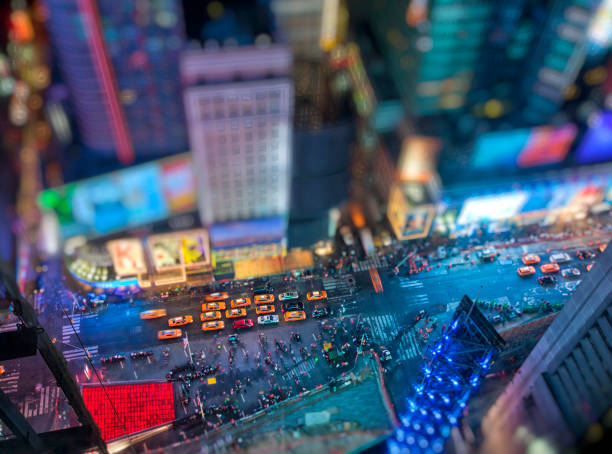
xmin=1 ymin=229 xmax=609 ymax=439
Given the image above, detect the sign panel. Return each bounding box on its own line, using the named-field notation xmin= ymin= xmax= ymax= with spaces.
xmin=38 ymin=153 xmax=197 ymax=238
xmin=106 ymin=239 xmax=147 ymax=277
xmin=148 ymin=233 xmax=182 ymax=271
xmin=180 ymin=229 xmax=211 ymax=268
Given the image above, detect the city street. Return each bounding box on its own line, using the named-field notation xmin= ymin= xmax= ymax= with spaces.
xmin=0 ymin=226 xmax=609 ymax=437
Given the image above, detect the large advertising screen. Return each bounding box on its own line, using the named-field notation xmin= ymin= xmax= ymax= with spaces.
xmin=106 ymin=239 xmax=147 ymax=277
xmin=574 ymin=111 xmax=612 ymax=164
xmin=148 ymin=233 xmax=183 ymax=271
xmin=471 ymin=124 xmax=576 ymax=170
xmin=37 ymin=153 xmax=196 ymax=238
xmin=456 ymin=192 xmax=529 ymax=225
xmin=180 ymin=229 xmax=211 ymax=268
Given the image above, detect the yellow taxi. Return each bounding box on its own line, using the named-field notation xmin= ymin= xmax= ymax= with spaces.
xmin=158 ymin=329 xmax=182 ymax=340
xmin=200 ymin=311 xmax=222 ymax=322
xmin=168 ymin=315 xmax=194 ymax=327
xmin=254 ymin=294 xmax=274 ymax=304
xmin=284 ymin=310 xmax=306 ymax=322
xmin=230 ymin=297 xmax=251 ymax=309
xmin=202 ymin=301 xmax=226 ymax=312
xmin=226 ymin=308 xmax=247 ymax=319
xmin=202 ymin=321 xmax=225 ymax=332
xmin=517 ymin=266 xmax=535 ymax=277
xmin=140 ymin=309 xmax=167 ymax=320
xmin=540 ymin=263 xmax=560 ymax=274
xmin=522 ymin=254 xmax=540 ymax=265
xmin=205 ymin=292 xmax=229 ymax=302
xmin=255 ymin=304 xmax=275 ymax=315
xmin=306 ymin=290 xmax=327 ymax=301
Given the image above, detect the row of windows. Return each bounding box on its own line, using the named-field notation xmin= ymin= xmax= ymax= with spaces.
xmin=198 ymin=91 xmax=285 ymax=121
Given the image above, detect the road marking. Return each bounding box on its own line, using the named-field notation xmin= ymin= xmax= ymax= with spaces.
xmin=62 ymin=345 xmax=98 ymax=361
xmin=363 ymin=314 xmax=399 ymax=344
xmin=0 ymin=371 xmax=20 ymax=394
xmin=398 ymin=278 xmax=424 ymax=289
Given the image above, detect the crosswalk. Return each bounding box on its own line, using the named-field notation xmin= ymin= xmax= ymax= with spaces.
xmin=396 ymin=330 xmax=421 ymax=361
xmin=62 ymin=345 xmax=98 ymax=362
xmin=354 ymin=255 xmax=388 ymax=272
xmin=62 ymin=314 xmax=81 ymax=343
xmin=0 ymin=370 xmax=20 ymax=394
xmin=363 ymin=314 xmax=399 ymax=344
xmin=17 ymin=385 xmax=60 ymax=419
xmin=291 ymin=358 xmax=317 ymax=376
xmin=322 ymin=276 xmax=353 ymax=296
xmin=405 ymin=293 xmax=430 ymax=307
xmin=398 ymin=277 xmax=424 ymax=289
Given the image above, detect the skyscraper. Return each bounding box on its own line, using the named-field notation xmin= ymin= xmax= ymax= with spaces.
xmin=181 ymin=45 xmax=293 ymax=227
xmin=364 ymin=0 xmax=493 ymax=116
xmin=45 ymin=0 xmax=187 ymax=163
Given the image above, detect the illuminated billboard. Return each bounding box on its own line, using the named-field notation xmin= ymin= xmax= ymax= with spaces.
xmin=456 ymin=192 xmax=529 ymax=226
xmin=148 ymin=233 xmax=183 ymax=271
xmin=106 ymin=239 xmax=147 ymax=277
xmin=37 ymin=153 xmax=197 ymax=238
xmin=575 ymin=111 xmax=612 ymax=164
xmin=180 ymin=229 xmax=211 ymax=268
xmin=471 ymin=124 xmax=576 ymax=170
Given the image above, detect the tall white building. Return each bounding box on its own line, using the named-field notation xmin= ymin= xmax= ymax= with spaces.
xmin=181 ymin=46 xmax=293 ymax=226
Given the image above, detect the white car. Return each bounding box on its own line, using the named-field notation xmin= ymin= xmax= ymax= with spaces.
xmin=257 ymin=315 xmax=279 ymax=325
xmin=278 ymin=291 xmax=299 ymax=301
xmin=550 ymin=252 xmax=571 ymax=263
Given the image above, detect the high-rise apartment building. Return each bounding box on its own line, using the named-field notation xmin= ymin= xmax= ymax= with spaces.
xmin=181 ymin=45 xmax=293 ymax=227
xmin=45 ymin=0 xmax=187 ymax=163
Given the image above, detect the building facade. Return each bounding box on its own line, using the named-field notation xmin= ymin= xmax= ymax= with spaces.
xmin=181 ymin=46 xmax=293 ymax=226
xmin=45 ymin=0 xmax=187 ymax=163
xmin=479 ymin=246 xmax=612 ymax=454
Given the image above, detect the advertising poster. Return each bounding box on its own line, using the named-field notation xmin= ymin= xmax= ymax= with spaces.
xmin=148 ymin=233 xmax=182 ymax=271
xmin=106 ymin=239 xmax=147 ymax=277
xmin=161 ymin=156 xmax=197 ymax=212
xmin=180 ymin=229 xmax=211 ymax=268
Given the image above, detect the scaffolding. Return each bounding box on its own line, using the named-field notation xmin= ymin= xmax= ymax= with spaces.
xmin=388 ymin=295 xmax=505 ymax=454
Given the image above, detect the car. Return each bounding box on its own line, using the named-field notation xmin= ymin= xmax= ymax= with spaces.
xmin=202 ymin=321 xmax=225 ymax=331
xmin=281 ymin=301 xmax=304 ymax=312
xmin=538 ymin=275 xmax=557 ymax=285
xmin=380 ymin=348 xmax=392 ymax=362
xmin=255 ymin=304 xmax=275 ymax=315
xmin=202 ymin=301 xmax=226 ymax=311
xmin=226 ymin=308 xmax=247 ymax=319
xmin=254 ymin=294 xmax=275 ymax=304
xmin=89 ymin=293 xmax=107 ymax=306
xmin=549 ymin=252 xmax=571 ymax=264
xmin=540 ymin=263 xmax=560 ymax=274
xmin=205 ymin=292 xmax=228 ymax=302
xmin=200 ymin=311 xmax=222 ymax=322
xmin=140 ymin=309 xmax=167 ymax=320
xmin=522 ymin=253 xmax=540 ymax=265
xmin=0 ymin=365 xmax=4 ymax=375
xmin=517 ymin=266 xmax=536 ymax=277
xmin=600 ymin=243 xmax=607 ymax=253
xmin=489 ymin=314 xmax=503 ymax=324
xmin=586 ymin=263 xmax=595 ymax=272
xmin=257 ymin=315 xmax=280 ymax=325
xmin=306 ymin=290 xmax=327 ymax=301
xmin=233 ymin=319 xmax=254 ymax=330
xmin=158 ymin=329 xmax=182 ymax=339
xmin=160 ymin=292 xmax=169 ymax=299
xmin=168 ymin=315 xmax=194 ymax=327
xmin=561 ymin=268 xmax=581 ymax=278
xmin=284 ymin=310 xmax=306 ymax=322
xmin=101 ymin=354 xmax=126 ymax=365
xmin=576 ymin=249 xmax=597 ymax=260
xmin=130 ymin=351 xmax=154 ymax=360
xmin=278 ymin=291 xmax=299 ymax=301
xmin=253 ymin=284 xmax=273 ymax=295
xmin=312 ymin=307 xmax=329 ymax=319
xmin=478 ymin=248 xmax=497 ymax=262
xmin=380 ymin=230 xmax=393 ymax=247
xmin=230 ymin=297 xmax=251 ymax=308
